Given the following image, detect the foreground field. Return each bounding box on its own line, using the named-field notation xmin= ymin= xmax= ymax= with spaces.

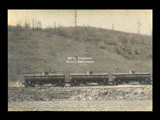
xmin=8 ymin=100 xmax=152 ymax=111
xmin=8 ymin=85 xmax=152 ymax=111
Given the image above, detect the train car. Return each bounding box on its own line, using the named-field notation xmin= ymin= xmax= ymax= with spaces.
xmin=113 ymin=72 xmax=151 ymax=85
xmin=23 ymin=73 xmax=65 ymax=87
xmin=69 ymin=72 xmax=116 ymax=86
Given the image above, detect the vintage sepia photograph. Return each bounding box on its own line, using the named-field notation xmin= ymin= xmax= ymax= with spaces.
xmin=8 ymin=9 xmax=152 ymax=111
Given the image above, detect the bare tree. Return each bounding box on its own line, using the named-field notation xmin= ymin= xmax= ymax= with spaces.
xmin=24 ymin=18 xmax=31 ymax=29
xmin=54 ymin=22 xmax=56 ymax=29
xmin=138 ymin=19 xmax=142 ymax=34
xmin=24 ymin=22 xmax=30 ymax=29
xmin=35 ymin=18 xmax=37 ymax=28
xmin=112 ymin=24 xmax=114 ymax=30
xmin=54 ymin=22 xmax=56 ymax=33
xmin=37 ymin=20 xmax=42 ymax=28
xmin=19 ymin=20 xmax=22 ymax=27
xmin=32 ymin=18 xmax=42 ymax=30
xmin=32 ymin=19 xmax=35 ymax=28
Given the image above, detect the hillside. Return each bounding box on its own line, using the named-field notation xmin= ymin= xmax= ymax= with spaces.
xmin=8 ymin=26 xmax=152 ymax=84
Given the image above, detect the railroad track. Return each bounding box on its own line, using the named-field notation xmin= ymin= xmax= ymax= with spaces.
xmin=8 ymin=84 xmax=152 ymax=91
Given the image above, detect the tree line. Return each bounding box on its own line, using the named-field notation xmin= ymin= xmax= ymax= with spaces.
xmin=8 ymin=18 xmax=42 ymax=31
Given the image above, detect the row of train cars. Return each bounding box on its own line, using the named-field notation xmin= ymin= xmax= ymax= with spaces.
xmin=22 ymin=71 xmax=152 ymax=87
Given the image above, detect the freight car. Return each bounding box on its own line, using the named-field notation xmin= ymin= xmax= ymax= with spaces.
xmin=23 ymin=73 xmax=65 ymax=87
xmin=113 ymin=72 xmax=151 ymax=85
xmin=22 ymin=71 xmax=152 ymax=87
xmin=69 ymin=72 xmax=116 ymax=86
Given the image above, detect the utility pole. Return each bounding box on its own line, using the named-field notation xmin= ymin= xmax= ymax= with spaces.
xmin=75 ymin=10 xmax=77 ymax=32
xmin=73 ymin=10 xmax=78 ymax=39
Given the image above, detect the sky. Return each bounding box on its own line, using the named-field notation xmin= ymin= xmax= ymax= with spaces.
xmin=8 ymin=9 xmax=152 ymax=35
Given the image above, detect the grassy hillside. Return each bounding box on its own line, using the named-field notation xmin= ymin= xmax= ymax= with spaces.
xmin=8 ymin=26 xmax=152 ymax=83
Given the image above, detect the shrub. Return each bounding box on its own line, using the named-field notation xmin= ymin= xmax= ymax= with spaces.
xmin=134 ymin=48 xmax=141 ymax=55
xmin=56 ymin=28 xmax=69 ymax=37
xmin=8 ymin=25 xmax=24 ymax=31
xmin=99 ymin=45 xmax=106 ymax=49
xmin=116 ymin=46 xmax=122 ymax=55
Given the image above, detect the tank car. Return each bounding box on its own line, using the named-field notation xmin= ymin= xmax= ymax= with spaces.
xmin=23 ymin=73 xmax=65 ymax=87
xmin=69 ymin=72 xmax=116 ymax=86
xmin=113 ymin=72 xmax=151 ymax=85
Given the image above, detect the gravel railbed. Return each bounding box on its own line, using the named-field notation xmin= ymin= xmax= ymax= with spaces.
xmin=8 ymin=85 xmax=152 ymax=102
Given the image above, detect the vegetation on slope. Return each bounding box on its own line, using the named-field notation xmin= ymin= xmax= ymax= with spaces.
xmin=8 ymin=25 xmax=152 ymax=83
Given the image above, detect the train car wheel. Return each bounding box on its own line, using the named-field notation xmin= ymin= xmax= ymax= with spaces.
xmin=51 ymin=83 xmax=55 ymax=86
xmin=55 ymin=83 xmax=59 ymax=86
xmin=69 ymin=82 xmax=74 ymax=86
xmin=24 ymin=80 xmax=29 ymax=87
xmin=146 ymin=78 xmax=151 ymax=85
xmin=115 ymin=80 xmax=119 ymax=85
xmin=74 ymin=80 xmax=80 ymax=86
xmin=39 ymin=82 xmax=43 ymax=86
xmin=30 ymin=82 xmax=35 ymax=87
xmin=140 ymin=80 xmax=145 ymax=85
xmin=76 ymin=82 xmax=80 ymax=86
xmin=113 ymin=81 xmax=117 ymax=85
xmin=60 ymin=82 xmax=65 ymax=87
xmin=24 ymin=83 xmax=29 ymax=87
xmin=98 ymin=82 xmax=103 ymax=85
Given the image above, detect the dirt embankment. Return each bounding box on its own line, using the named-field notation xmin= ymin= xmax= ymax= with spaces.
xmin=8 ymin=28 xmax=152 ymax=83
xmin=8 ymin=85 xmax=152 ymax=102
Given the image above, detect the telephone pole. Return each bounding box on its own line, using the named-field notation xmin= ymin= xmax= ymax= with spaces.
xmin=75 ymin=10 xmax=77 ymax=32
xmin=73 ymin=10 xmax=78 ymax=39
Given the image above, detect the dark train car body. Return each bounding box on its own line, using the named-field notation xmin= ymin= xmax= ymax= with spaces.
xmin=113 ymin=72 xmax=151 ymax=84
xmin=69 ymin=73 xmax=115 ymax=86
xmin=23 ymin=73 xmax=65 ymax=87
xmin=22 ymin=71 xmax=152 ymax=87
